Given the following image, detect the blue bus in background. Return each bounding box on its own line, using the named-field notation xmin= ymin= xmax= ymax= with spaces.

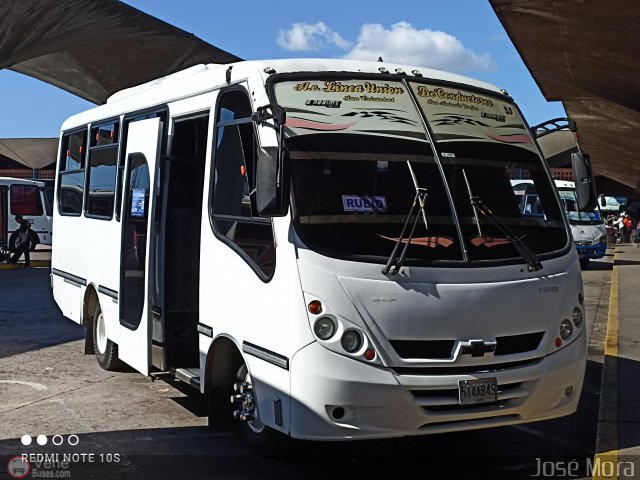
xmin=512 ymin=180 xmax=607 ymax=269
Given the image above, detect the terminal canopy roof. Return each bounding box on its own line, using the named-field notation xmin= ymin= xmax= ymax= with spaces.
xmin=490 ymin=0 xmax=640 ymax=190
xmin=0 ymin=138 xmax=58 ymax=170
xmin=0 ymin=0 xmax=241 ymax=104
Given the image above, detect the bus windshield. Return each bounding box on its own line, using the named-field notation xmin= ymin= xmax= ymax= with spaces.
xmin=271 ymin=77 xmax=568 ymax=266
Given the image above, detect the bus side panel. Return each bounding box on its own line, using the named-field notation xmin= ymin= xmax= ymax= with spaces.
xmin=52 ymin=276 xmax=84 ymax=325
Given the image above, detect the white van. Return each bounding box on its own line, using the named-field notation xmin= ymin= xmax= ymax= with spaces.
xmin=0 ymin=177 xmax=53 ymax=252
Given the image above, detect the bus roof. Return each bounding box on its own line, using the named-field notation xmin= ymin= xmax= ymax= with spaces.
xmin=0 ymin=177 xmax=45 ymax=187
xmin=61 ymin=59 xmax=504 ymax=132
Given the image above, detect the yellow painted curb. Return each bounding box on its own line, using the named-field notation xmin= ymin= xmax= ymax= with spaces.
xmin=0 ymin=260 xmax=50 ymax=270
xmin=592 ymin=451 xmax=621 ymax=480
xmin=593 ymin=251 xmax=620 ymax=480
xmin=605 ymin=254 xmax=619 ymax=358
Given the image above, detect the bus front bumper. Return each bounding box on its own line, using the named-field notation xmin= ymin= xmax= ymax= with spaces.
xmin=289 ymin=331 xmax=586 ymax=440
xmin=577 ymin=242 xmax=607 ymax=260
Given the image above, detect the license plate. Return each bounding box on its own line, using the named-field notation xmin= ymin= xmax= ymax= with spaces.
xmin=458 ymin=378 xmax=498 ymax=405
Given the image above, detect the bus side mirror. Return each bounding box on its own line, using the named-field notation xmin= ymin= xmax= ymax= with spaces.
xmin=572 ymin=152 xmax=597 ymax=212
xmin=256 ymin=146 xmax=290 ymax=217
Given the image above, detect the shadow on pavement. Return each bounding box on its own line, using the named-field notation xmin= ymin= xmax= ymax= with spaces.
xmin=583 ymin=260 xmax=614 ymax=271
xmin=618 ymin=356 xmax=640 ymax=451
xmin=0 ymin=269 xmax=83 ymax=360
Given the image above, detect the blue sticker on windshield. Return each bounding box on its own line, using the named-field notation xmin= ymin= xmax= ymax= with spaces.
xmin=342 ymin=195 xmax=387 ymax=213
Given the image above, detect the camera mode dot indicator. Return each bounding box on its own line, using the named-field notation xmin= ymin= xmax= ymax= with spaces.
xmin=20 ymin=435 xmax=32 ymax=446
xmin=36 ymin=435 xmax=48 ymax=446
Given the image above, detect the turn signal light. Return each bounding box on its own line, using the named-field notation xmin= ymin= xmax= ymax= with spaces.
xmin=308 ymin=300 xmax=323 ymax=315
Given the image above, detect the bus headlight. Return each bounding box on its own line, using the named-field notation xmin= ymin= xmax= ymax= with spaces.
xmin=572 ymin=307 xmax=583 ymax=327
xmin=560 ymin=319 xmax=573 ymax=340
xmin=314 ymin=317 xmax=336 ymax=340
xmin=341 ymin=330 xmax=363 ymax=353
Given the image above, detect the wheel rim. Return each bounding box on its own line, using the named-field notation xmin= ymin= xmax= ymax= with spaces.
xmin=96 ymin=311 xmax=107 ymax=354
xmin=242 ymin=370 xmax=265 ymax=434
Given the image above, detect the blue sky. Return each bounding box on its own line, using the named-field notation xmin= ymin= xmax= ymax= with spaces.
xmin=0 ymin=0 xmax=565 ymax=139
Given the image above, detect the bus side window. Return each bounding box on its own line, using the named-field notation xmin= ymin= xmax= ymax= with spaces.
xmin=86 ymin=122 xmax=119 ymax=219
xmin=58 ymin=129 xmax=87 ymax=216
xmin=210 ymin=88 xmax=276 ymax=280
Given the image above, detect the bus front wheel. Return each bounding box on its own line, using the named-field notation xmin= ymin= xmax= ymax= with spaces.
xmin=233 ymin=364 xmax=285 ymax=454
xmin=92 ymin=303 xmax=122 ymax=371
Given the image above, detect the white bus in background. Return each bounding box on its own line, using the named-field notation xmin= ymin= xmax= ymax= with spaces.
xmin=0 ymin=177 xmax=53 ymax=252
xmin=51 ymin=59 xmax=594 ymax=451
xmin=512 ymin=179 xmax=606 ymax=269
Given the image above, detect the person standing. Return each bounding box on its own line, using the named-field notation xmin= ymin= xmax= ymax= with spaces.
xmin=622 ymin=214 xmax=633 ymax=243
xmin=9 ymin=215 xmax=32 ymax=267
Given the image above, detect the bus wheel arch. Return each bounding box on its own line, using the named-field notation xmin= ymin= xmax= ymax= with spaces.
xmin=204 ymin=336 xmax=244 ymax=431
xmin=233 ymin=363 xmax=285 ymax=454
xmin=204 ymin=336 xmax=285 ymax=452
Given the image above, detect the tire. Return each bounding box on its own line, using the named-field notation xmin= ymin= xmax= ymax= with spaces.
xmin=92 ymin=302 xmax=123 ymax=371
xmin=579 ymin=258 xmax=590 ymax=269
xmin=234 ymin=364 xmax=285 ymax=455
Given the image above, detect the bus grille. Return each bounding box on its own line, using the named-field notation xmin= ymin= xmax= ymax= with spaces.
xmin=390 ymin=332 xmax=544 ymax=360
xmin=392 ymin=357 xmax=542 ymax=375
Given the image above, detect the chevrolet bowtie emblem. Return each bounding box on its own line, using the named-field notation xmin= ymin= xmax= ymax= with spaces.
xmin=460 ymin=340 xmax=497 ymax=357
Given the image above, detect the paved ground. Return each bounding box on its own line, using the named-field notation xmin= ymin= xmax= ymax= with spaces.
xmin=595 ymin=243 xmax=640 ymax=480
xmin=0 ymin=245 xmax=51 ymax=270
xmin=0 ymin=249 xmax=635 ymax=479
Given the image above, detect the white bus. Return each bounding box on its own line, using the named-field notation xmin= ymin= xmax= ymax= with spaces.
xmin=52 ymin=59 xmax=593 ymax=449
xmin=512 ymin=179 xmax=607 ymax=269
xmin=0 ymin=177 xmax=53 ymax=252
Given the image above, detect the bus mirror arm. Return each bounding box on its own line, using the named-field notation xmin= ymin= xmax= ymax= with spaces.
xmin=251 ymin=104 xmax=286 ymax=129
xmin=531 ymin=117 xmax=577 ymax=138
xmin=571 ymin=152 xmax=597 ymax=212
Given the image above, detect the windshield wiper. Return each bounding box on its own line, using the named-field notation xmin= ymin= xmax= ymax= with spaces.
xmin=462 ymin=170 xmax=543 ymax=272
xmin=383 ymin=162 xmax=428 ymax=275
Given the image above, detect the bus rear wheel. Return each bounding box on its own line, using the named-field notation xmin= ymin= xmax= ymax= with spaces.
xmin=92 ymin=303 xmax=122 ymax=371
xmin=233 ymin=364 xmax=285 ymax=455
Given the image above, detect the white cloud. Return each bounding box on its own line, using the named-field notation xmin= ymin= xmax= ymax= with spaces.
xmin=343 ymin=22 xmax=494 ymax=72
xmin=277 ymin=22 xmax=351 ymax=51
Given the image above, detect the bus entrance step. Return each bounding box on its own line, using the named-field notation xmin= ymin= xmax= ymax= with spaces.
xmin=173 ymin=367 xmax=201 ymax=390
